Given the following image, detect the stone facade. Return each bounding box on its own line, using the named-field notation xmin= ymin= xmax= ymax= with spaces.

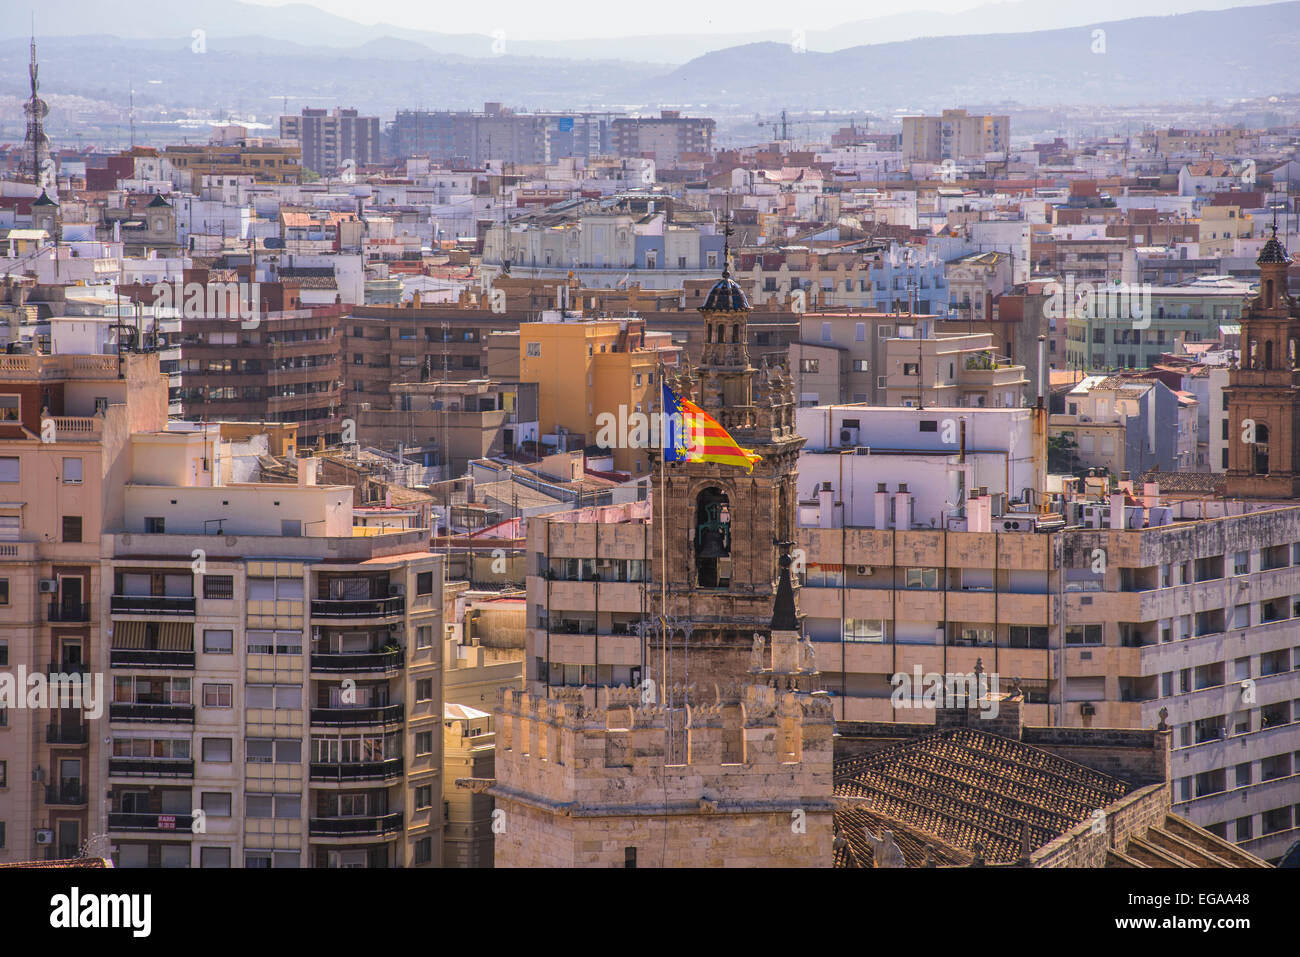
xmin=491 ymin=631 xmax=835 ymax=867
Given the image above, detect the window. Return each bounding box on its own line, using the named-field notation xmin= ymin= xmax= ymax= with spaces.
xmin=144 ymin=517 xmax=165 ymax=534
xmin=203 ymin=683 xmax=233 ymax=708
xmin=62 ymin=516 xmax=82 ymax=543
xmin=416 ymin=626 xmax=433 ymax=649
xmin=903 ymin=362 xmax=919 ymax=376
xmin=412 ymin=837 xmax=432 ymax=865
xmin=202 ymin=738 xmax=233 ymax=763
xmin=416 ymin=679 xmax=433 ymax=702
xmin=0 ymin=395 xmax=18 ymax=421
xmin=415 ymin=785 xmax=433 ymax=809
xmin=625 ymin=847 xmax=637 ymax=868
xmin=62 ymin=457 xmax=83 ymax=484
xmin=201 ymin=792 xmax=232 ymax=817
xmin=415 ymin=731 xmax=433 ymax=755
xmin=844 ymin=619 xmax=886 ymax=643
xmin=852 ymin=359 xmax=869 ymax=372
xmin=904 ymin=568 xmax=939 ymax=589
xmin=525 ymin=342 xmax=541 ymax=358
xmin=0 ymin=760 xmax=5 ymax=787
xmin=280 ymin=520 xmax=302 ymax=536
xmin=0 ymin=580 xmax=7 ymax=606
xmin=800 ymin=359 xmax=820 ymax=374
xmin=203 ymin=576 xmax=234 ymax=600
xmin=1065 ymin=625 xmax=1103 ymax=645
xmin=203 ymin=629 xmax=233 ymax=654
xmin=416 ymin=572 xmax=434 ymax=595
xmin=1234 ymin=551 xmax=1249 ymax=575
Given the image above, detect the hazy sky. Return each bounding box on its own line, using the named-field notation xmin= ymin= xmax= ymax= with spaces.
xmin=239 ymin=0 xmax=1272 ymax=40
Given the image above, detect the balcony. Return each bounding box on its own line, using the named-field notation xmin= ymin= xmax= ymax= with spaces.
xmin=108 ymin=812 xmax=195 ymax=833
xmin=310 ymin=650 xmax=403 ymax=673
xmin=111 ymin=595 xmax=196 ymax=616
xmin=109 ymin=702 xmax=196 ymax=724
xmin=47 ymin=601 xmax=91 ymax=623
xmin=110 ymin=649 xmax=196 ymax=669
xmin=310 ymin=703 xmax=404 ymax=727
xmin=310 ymin=597 xmax=404 ymax=619
xmin=309 ymin=757 xmax=404 ymax=782
xmin=309 ymin=813 xmax=404 ymax=837
xmin=46 ymin=722 xmax=89 ymax=744
xmin=44 ymin=783 xmax=88 ymax=806
xmin=108 ymin=758 xmax=194 ymax=778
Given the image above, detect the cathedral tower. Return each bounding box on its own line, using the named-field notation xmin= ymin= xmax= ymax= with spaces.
xmin=1224 ymin=228 xmax=1300 ymax=498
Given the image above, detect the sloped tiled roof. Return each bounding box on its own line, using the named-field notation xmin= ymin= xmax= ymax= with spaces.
xmin=832 ymin=727 xmax=1130 ymax=864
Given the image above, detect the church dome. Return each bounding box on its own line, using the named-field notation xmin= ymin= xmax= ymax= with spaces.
xmin=1257 ymin=227 xmax=1291 ymax=266
xmin=701 ymin=271 xmax=749 ymax=313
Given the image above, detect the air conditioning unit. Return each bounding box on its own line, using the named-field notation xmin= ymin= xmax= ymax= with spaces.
xmin=39 ymin=579 xmax=59 ymax=594
xmin=840 ymin=427 xmax=860 ymax=446
xmin=1001 ymin=519 xmax=1026 ymax=532
xmin=35 ymin=829 xmax=54 ymax=846
xmin=388 ymin=583 xmax=405 ymax=597
xmin=856 ymin=565 xmax=873 ymax=576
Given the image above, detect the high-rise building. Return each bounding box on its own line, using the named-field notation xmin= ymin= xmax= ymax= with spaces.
xmin=279 ymin=109 xmax=381 ymax=177
xmin=388 ymin=106 xmax=619 ymax=166
xmin=611 ymin=111 xmax=715 ymax=167
xmin=901 ymin=109 xmax=1009 ymax=163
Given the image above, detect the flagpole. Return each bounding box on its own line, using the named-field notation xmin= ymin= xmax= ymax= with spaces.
xmin=658 ymin=355 xmax=668 ymax=709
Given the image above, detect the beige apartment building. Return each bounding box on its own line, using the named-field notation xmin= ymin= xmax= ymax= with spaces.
xmin=790 ymin=311 xmax=934 ymax=407
xmin=883 ymin=332 xmax=1029 ymax=409
xmin=101 ymin=426 xmax=445 ymax=868
xmin=901 ymin=109 xmax=1009 ymax=162
xmin=0 ymin=351 xmax=167 ymax=864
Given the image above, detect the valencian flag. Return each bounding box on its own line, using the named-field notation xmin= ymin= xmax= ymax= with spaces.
xmin=662 ymin=382 xmax=762 ymax=473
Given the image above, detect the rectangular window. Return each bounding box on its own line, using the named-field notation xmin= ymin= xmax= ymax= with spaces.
xmin=199 ymin=847 xmax=231 ymax=868
xmin=62 ymin=516 xmax=82 ymax=543
xmin=0 ymin=395 xmax=18 ymax=421
xmin=416 ymin=626 xmax=433 ymax=649
xmin=203 ymin=576 xmax=234 ymax=599
xmin=62 ymin=457 xmax=83 ymax=484
xmin=416 ymin=679 xmax=433 ymax=702
xmin=415 ymin=785 xmax=433 ymax=809
xmin=144 ymin=517 xmax=165 ymax=534
xmin=203 ymin=683 xmax=233 ymax=708
xmin=202 ymin=738 xmax=233 ymax=763
xmin=203 ymin=630 xmax=233 ymax=654
xmin=201 ymin=792 xmax=232 ymax=817
xmin=415 ymin=731 xmax=433 ymax=755
xmin=416 ymin=572 xmax=434 ymax=595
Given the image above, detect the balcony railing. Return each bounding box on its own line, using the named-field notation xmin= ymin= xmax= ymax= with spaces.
xmin=109 ymin=702 xmax=196 ymax=723
xmin=309 ymin=757 xmax=404 ymax=782
xmin=310 ymin=650 xmax=403 ymax=673
xmin=46 ymin=722 xmax=89 ymax=744
xmin=111 ymin=594 xmax=196 ymax=615
xmin=110 ymin=649 xmax=196 ymax=669
xmin=310 ymin=703 xmax=404 ymax=726
xmin=309 ymin=812 xmax=404 ymax=837
xmin=108 ymin=812 xmax=195 ymax=832
xmin=310 ymin=596 xmax=404 ymax=619
xmin=44 ymin=783 xmax=87 ymax=806
xmin=108 ymin=758 xmax=194 ymax=778
xmin=47 ymin=601 xmax=91 ymax=622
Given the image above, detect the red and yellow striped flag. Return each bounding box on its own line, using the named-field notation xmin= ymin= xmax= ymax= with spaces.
xmin=663 ymin=383 xmax=762 ymax=473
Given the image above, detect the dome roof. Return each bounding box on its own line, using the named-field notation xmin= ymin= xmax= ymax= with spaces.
xmin=1257 ymin=227 xmax=1291 ymax=266
xmin=701 ymin=272 xmax=749 ymax=313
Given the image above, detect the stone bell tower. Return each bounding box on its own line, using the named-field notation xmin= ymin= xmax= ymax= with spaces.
xmin=649 ymin=231 xmax=807 ymax=698
xmin=1225 ymin=227 xmax=1300 ymax=498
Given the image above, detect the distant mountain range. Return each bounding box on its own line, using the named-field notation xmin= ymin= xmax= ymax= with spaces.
xmin=2 ymin=0 xmax=1290 ymax=64
xmin=0 ymin=1 xmax=1297 ymax=121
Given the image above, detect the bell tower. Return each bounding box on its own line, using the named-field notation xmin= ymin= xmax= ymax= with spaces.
xmin=1225 ymin=227 xmax=1300 ymax=498
xmin=650 ymin=224 xmax=807 ymax=697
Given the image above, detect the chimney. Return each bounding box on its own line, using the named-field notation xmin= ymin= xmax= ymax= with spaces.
xmin=818 ymin=481 xmax=835 ymax=529
xmin=873 ymin=483 xmax=890 ymax=530
xmin=298 ymin=457 xmax=318 ymax=487
xmin=894 ymin=483 xmax=912 ymax=531
xmin=1036 ymin=335 xmax=1046 ymax=408
xmin=1109 ymin=491 xmax=1126 ymax=530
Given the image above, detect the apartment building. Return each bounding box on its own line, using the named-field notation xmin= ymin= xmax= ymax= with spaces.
xmin=793 ymin=402 xmax=1300 ymax=862
xmin=1063 ymin=278 xmax=1251 ymax=371
xmin=901 ymin=109 xmax=1009 ymax=162
xmin=101 ymin=426 xmax=445 ymax=868
xmin=517 ymin=313 xmax=665 ymax=476
xmin=790 ymin=311 xmax=936 ymax=407
xmin=178 ymin=305 xmax=345 ymax=450
xmin=441 ymin=703 xmax=493 ymax=868
xmin=1051 ymin=375 xmax=1196 ymax=475
xmin=883 ymin=332 xmax=1029 ymax=409
xmin=162 ymin=142 xmax=302 ymax=192
xmin=0 ymin=350 xmax=167 ymax=864
xmin=611 ymin=111 xmax=715 ymax=167
xmin=279 ymin=108 xmax=381 ymax=177
xmin=388 ymin=106 xmax=619 ymax=166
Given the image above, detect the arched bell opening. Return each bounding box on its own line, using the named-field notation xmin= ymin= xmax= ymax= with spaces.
xmin=694 ymin=486 xmax=732 ymax=588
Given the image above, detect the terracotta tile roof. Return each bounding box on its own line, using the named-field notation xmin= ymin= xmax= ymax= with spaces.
xmin=832 ymin=726 xmax=1130 ymax=864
